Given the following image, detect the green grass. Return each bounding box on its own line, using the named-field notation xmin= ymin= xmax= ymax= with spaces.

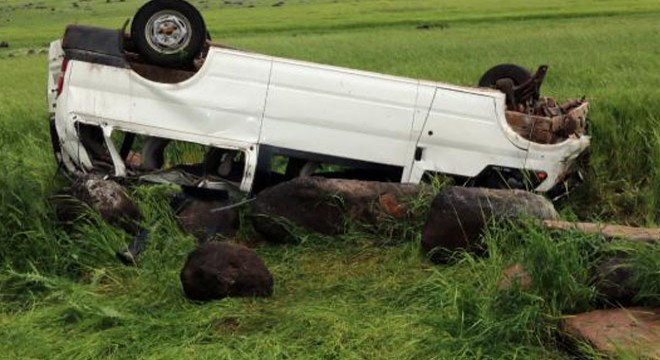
xmin=1 ymin=0 xmax=660 ymax=359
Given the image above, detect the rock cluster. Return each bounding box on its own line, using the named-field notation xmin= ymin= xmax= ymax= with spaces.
xmin=54 ymin=173 xmax=657 ymax=359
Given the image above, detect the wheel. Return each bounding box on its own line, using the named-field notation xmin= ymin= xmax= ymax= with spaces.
xmin=478 ymin=64 xmax=532 ymax=87
xmin=141 ymin=136 xmax=170 ymax=170
xmin=131 ymin=0 xmax=207 ymax=68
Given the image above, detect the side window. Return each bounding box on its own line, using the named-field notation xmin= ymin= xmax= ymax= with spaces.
xmin=76 ymin=123 xmax=245 ymax=188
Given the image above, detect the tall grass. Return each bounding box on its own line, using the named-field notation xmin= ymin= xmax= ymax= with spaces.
xmin=1 ymin=1 xmax=659 ymax=358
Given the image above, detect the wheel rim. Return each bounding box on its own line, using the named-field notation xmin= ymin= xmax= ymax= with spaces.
xmin=144 ymin=10 xmax=192 ymax=55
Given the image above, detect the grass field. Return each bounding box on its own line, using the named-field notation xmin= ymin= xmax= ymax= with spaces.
xmin=1 ymin=0 xmax=660 ymax=359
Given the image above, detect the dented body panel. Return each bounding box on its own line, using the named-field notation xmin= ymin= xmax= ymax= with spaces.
xmin=48 ymin=38 xmax=590 ymax=193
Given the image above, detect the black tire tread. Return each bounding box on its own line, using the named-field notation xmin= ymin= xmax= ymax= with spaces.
xmin=478 ymin=64 xmax=532 ymax=87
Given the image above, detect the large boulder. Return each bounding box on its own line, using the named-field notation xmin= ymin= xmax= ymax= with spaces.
xmin=53 ymin=175 xmax=142 ymax=234
xmin=180 ymin=242 xmax=273 ymax=301
xmin=176 ymin=197 xmax=239 ymax=242
xmin=561 ymin=308 xmax=660 ymax=358
xmin=593 ymin=256 xmax=639 ymax=305
xmin=422 ymin=187 xmax=557 ymax=263
xmin=251 ymin=177 xmax=423 ymax=243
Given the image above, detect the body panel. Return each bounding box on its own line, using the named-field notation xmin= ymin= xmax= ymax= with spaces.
xmin=262 ymin=57 xmax=418 ymax=169
xmin=48 ymin=40 xmax=590 ymax=193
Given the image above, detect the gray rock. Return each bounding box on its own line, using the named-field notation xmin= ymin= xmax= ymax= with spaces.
xmin=54 ymin=175 xmax=142 ymax=234
xmin=251 ymin=177 xmax=423 ymax=243
xmin=176 ymin=197 xmax=239 ymax=242
xmin=180 ymin=242 xmax=273 ymax=301
xmin=421 ymin=186 xmax=557 ymax=263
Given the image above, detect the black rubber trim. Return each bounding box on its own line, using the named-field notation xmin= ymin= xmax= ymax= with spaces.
xmin=49 ymin=116 xmax=62 ymax=163
xmin=62 ymin=25 xmax=127 ymax=68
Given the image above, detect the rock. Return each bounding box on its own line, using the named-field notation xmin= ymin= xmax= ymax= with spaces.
xmin=593 ymin=256 xmax=639 ymax=305
xmin=54 ymin=175 xmax=142 ymax=234
xmin=251 ymin=177 xmax=423 ymax=243
xmin=180 ymin=242 xmax=273 ymax=301
xmin=176 ymin=196 xmax=239 ymax=242
xmin=543 ymin=220 xmax=660 ymax=243
xmin=0 ymin=41 xmax=8 ymax=48
xmin=421 ymin=187 xmax=557 ymax=263
xmin=497 ymin=263 xmax=532 ymax=290
xmin=562 ymin=308 xmax=660 ymax=358
xmin=378 ymin=193 xmax=407 ymax=219
xmin=125 ymin=150 xmax=142 ymax=168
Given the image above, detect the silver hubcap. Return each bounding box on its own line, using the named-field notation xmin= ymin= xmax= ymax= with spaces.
xmin=145 ymin=10 xmax=192 ymax=54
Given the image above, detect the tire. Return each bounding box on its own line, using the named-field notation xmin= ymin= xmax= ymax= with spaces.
xmin=478 ymin=64 xmax=532 ymax=87
xmin=131 ymin=0 xmax=207 ymax=68
xmin=141 ymin=136 xmax=170 ymax=170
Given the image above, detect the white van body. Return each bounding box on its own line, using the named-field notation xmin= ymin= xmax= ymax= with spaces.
xmin=48 ymin=38 xmax=590 ymax=193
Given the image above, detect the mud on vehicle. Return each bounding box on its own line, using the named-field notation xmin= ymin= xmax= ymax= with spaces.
xmin=47 ymin=0 xmax=590 ymax=197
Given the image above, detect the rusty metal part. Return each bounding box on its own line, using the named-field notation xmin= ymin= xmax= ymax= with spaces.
xmin=505 ymin=98 xmax=588 ymax=144
xmin=495 ymin=78 xmax=517 ymax=109
xmin=129 ymin=61 xmax=196 ymax=83
xmin=494 ymin=65 xmax=548 ymax=110
xmin=516 ymin=65 xmax=547 ymax=105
